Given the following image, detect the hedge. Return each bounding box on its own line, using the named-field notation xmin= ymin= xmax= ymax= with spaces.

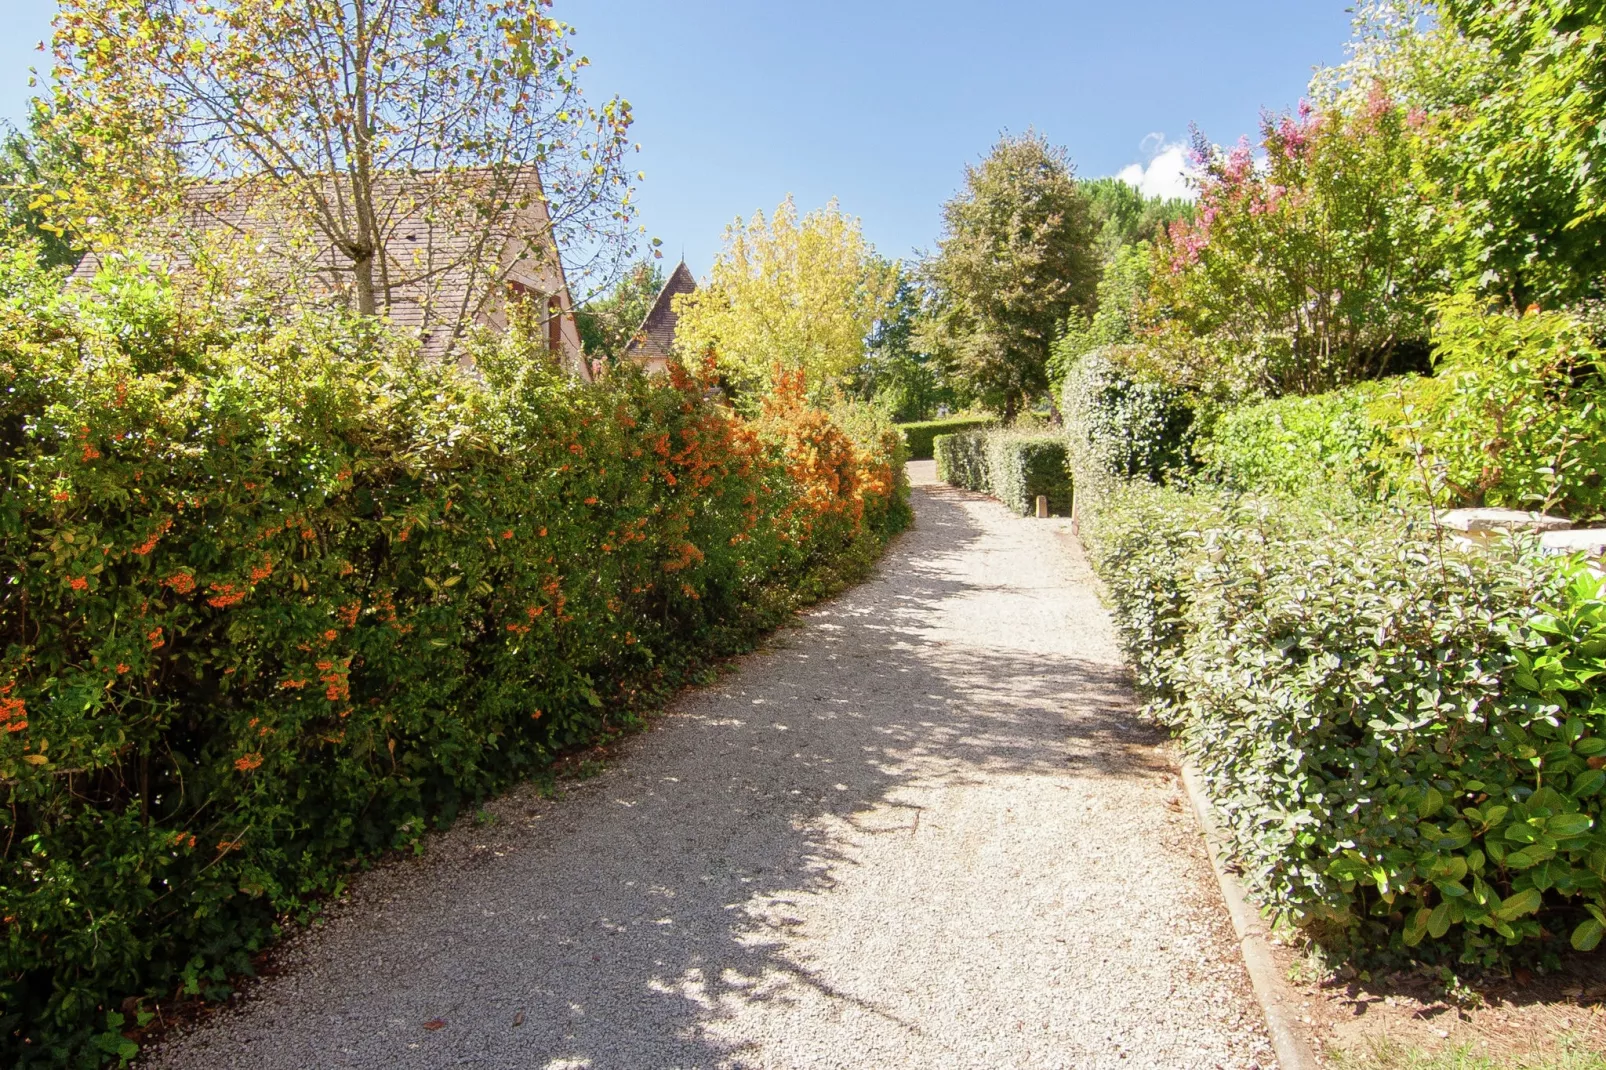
xmin=1083 ymin=481 xmax=1606 ymax=964
xmin=1203 ymin=380 xmax=1393 ymax=498
xmin=1060 ymin=347 xmax=1194 ymax=485
xmin=0 ymin=253 xmax=908 ymax=1067
xmin=897 ymin=416 xmax=994 ymax=461
xmin=934 ymin=429 xmax=1072 ymax=516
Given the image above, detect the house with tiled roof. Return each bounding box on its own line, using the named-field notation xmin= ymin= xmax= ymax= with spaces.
xmin=69 ymin=168 xmax=588 ymax=380
xmin=621 ymin=261 xmax=697 ymax=375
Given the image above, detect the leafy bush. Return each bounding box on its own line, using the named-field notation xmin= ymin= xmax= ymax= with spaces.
xmin=897 ymin=415 xmax=994 ymax=461
xmin=934 ymin=428 xmax=1071 ymax=516
xmin=1084 ymin=481 xmax=1606 ymax=964
xmin=1375 ymin=297 xmax=1606 ymax=522
xmin=1205 ymin=380 xmax=1394 ymax=498
xmin=934 ymin=429 xmax=990 ymax=493
xmin=1060 ymin=347 xmax=1195 ymax=485
xmin=985 ymin=433 xmax=1072 ymax=516
xmin=0 ymin=255 xmax=907 ymax=1067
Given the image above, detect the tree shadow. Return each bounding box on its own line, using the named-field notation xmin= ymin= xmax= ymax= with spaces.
xmin=152 ymin=483 xmax=1175 ymax=1070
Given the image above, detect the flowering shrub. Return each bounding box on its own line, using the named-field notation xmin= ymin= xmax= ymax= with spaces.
xmin=0 ymin=256 xmax=906 ymax=1066
xmin=1149 ymin=91 xmax=1443 ymax=399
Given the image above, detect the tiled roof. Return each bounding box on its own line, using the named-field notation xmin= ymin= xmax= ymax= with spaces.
xmin=69 ymin=167 xmax=583 ymax=373
xmin=623 ymin=261 xmax=697 ymax=362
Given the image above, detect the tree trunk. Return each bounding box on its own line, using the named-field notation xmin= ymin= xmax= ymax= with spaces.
xmin=353 ymin=250 xmax=378 ymax=316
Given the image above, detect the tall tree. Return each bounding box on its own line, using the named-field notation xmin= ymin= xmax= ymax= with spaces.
xmin=921 ymin=132 xmax=1098 ymax=419
xmin=576 ymin=258 xmax=666 ymax=361
xmin=851 ymin=265 xmax=959 ymax=421
xmin=674 ymin=197 xmax=897 ymax=404
xmin=49 ymin=0 xmax=637 ymax=326
xmin=1433 ymin=0 xmax=1606 ymax=306
xmin=1080 ymin=177 xmax=1192 ymax=263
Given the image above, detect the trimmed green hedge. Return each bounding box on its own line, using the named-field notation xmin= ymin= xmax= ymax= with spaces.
xmin=1083 ymin=481 xmax=1606 ymax=964
xmin=1060 ymin=347 xmax=1194 ymax=484
xmin=0 ymin=253 xmax=908 ymax=1066
xmin=935 ymin=429 xmax=1072 ymax=516
xmin=897 ymin=416 xmax=994 ymax=461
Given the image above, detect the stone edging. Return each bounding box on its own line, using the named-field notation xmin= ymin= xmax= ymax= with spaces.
xmin=1180 ymin=763 xmax=1322 ymax=1070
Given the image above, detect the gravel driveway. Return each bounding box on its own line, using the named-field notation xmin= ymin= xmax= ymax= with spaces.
xmin=148 ymin=462 xmax=1274 ymax=1070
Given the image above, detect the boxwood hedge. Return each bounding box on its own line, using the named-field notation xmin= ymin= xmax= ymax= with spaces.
xmin=934 ymin=429 xmax=1072 ymax=516
xmin=897 ymin=416 xmax=994 ymax=461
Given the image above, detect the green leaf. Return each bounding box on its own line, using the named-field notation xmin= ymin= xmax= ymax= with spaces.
xmin=1404 ymin=907 xmax=1431 ymax=947
xmin=1419 ymin=787 xmax=1444 ymax=819
xmin=1572 ymin=768 xmax=1606 ymax=797
xmin=1548 ymin=813 xmax=1593 ymax=839
xmin=1496 ymin=888 xmax=1543 ymax=920
xmin=1571 ymin=917 xmax=1603 ymax=952
xmin=1427 ymin=900 xmax=1454 ymax=939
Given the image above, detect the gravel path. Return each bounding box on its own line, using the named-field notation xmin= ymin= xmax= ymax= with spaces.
xmin=148 ymin=462 xmax=1274 ymax=1070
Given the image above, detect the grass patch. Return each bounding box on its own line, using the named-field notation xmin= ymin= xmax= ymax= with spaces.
xmin=1332 ymin=1037 xmax=1606 ymax=1070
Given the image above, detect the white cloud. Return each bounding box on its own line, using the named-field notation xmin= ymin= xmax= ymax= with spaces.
xmin=1115 ymin=136 xmax=1196 ymax=202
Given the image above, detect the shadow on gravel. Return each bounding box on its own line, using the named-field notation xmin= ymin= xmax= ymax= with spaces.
xmin=158 ymin=483 xmax=1165 ymax=1070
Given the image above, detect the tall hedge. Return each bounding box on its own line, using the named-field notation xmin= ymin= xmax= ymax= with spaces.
xmin=897 ymin=415 xmax=994 ymax=461
xmin=1060 ymin=347 xmax=1194 ymax=485
xmin=0 ymin=255 xmax=908 ymax=1066
xmin=1084 ymin=482 xmax=1606 ymax=964
xmin=934 ymin=429 xmax=1071 ymax=516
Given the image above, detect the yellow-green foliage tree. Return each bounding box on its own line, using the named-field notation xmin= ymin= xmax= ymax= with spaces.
xmin=47 ymin=0 xmax=636 ymax=333
xmin=674 ymin=197 xmax=898 ymax=403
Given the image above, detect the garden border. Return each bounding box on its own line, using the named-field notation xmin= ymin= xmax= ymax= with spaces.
xmin=1180 ymin=762 xmax=1322 ymax=1070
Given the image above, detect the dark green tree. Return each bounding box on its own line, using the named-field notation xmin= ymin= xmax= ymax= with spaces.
xmin=920 ymin=132 xmax=1099 ymax=420
xmin=1079 ymin=177 xmax=1192 ymax=263
xmin=576 ymin=258 xmax=666 ymax=361
xmin=852 ymin=266 xmax=960 ymax=421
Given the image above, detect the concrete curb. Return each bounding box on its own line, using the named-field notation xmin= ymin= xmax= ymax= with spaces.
xmin=1180 ymin=763 xmax=1322 ymax=1070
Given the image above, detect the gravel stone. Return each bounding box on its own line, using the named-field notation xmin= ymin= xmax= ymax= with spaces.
xmin=147 ymin=462 xmax=1275 ymax=1069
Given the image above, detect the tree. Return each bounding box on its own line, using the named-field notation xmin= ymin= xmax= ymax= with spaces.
xmin=1314 ymin=1 xmax=1606 ymax=307
xmin=850 ymin=266 xmax=959 ymax=421
xmin=1080 ymin=177 xmax=1192 ymax=264
xmin=576 ymin=258 xmax=665 ymax=361
xmin=920 ymin=132 xmax=1098 ymax=420
xmin=1147 ymin=98 xmax=1445 ymax=399
xmin=673 ymin=197 xmax=897 ymax=404
xmin=1049 ymin=242 xmax=1155 ymax=390
xmin=0 ymin=104 xmax=83 ymax=270
xmin=49 ymin=0 xmax=637 ymax=331
xmin=1431 ymin=0 xmax=1606 ymax=306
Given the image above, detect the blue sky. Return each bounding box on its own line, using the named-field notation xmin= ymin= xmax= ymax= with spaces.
xmin=0 ymin=1 xmax=1356 ymax=277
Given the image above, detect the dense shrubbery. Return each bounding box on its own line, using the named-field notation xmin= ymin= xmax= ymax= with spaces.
xmin=1059 ymin=348 xmax=1194 ymax=485
xmin=896 ymin=416 xmax=994 ymax=461
xmin=1204 ymin=381 xmax=1391 ymax=498
xmin=1082 ymin=481 xmax=1606 ymax=964
xmin=1374 ymin=298 xmax=1606 ymax=522
xmin=1199 ymin=300 xmax=1606 ymax=520
xmin=934 ymin=429 xmax=1071 ymax=516
xmin=0 ymin=253 xmax=907 ymax=1066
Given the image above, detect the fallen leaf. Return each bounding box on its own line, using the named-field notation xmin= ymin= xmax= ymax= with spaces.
xmin=422 ymin=1018 xmax=447 ymax=1031
xmin=513 ymin=1011 xmax=525 ymax=1027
